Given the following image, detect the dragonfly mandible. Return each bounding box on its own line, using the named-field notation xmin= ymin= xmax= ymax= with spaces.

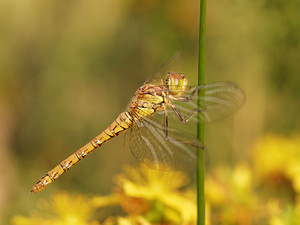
xmin=31 ymin=71 xmax=245 ymax=193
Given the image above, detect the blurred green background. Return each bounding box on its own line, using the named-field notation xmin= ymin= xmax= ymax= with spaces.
xmin=0 ymin=0 xmax=299 ymax=224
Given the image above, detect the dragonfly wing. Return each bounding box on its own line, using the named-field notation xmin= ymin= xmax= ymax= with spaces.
xmin=124 ymin=114 xmax=198 ymax=170
xmin=171 ymin=81 xmax=245 ymax=123
xmin=144 ymin=52 xmax=182 ymax=85
xmin=124 ymin=81 xmax=244 ymax=170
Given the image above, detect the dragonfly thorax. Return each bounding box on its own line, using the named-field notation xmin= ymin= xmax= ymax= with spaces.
xmin=166 ymin=72 xmax=188 ymax=97
xmin=128 ymin=84 xmax=166 ymax=117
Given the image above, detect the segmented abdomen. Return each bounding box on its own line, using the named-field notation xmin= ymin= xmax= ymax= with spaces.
xmin=31 ymin=112 xmax=133 ymax=193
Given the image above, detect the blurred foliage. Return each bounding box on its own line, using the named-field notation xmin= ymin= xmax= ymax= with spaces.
xmin=12 ymin=164 xmax=196 ymax=225
xmin=206 ymin=133 xmax=300 ymax=225
xmin=0 ymin=0 xmax=300 ymax=224
xmin=11 ymin=133 xmax=300 ymax=224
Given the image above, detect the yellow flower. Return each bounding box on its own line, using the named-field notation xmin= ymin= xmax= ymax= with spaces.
xmin=115 ymin=164 xmax=196 ymax=224
xmin=232 ymin=164 xmax=252 ymax=192
xmin=11 ymin=192 xmax=118 ymax=225
xmin=103 ymin=215 xmax=152 ymax=225
xmin=252 ymin=133 xmax=300 ymax=193
xmin=205 ymin=164 xmax=257 ymax=225
xmin=91 ymin=194 xmax=120 ymax=208
xmin=12 ymin=164 xmax=197 ymax=225
xmin=269 ymin=217 xmax=286 ymax=225
xmin=205 ymin=173 xmax=229 ymax=205
xmin=268 ymin=201 xmax=300 ymax=225
xmin=205 ymin=164 xmax=254 ymax=206
xmin=51 ymin=192 xmax=95 ymax=223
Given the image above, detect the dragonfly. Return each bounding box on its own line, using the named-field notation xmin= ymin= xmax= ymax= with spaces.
xmin=31 ymin=71 xmax=245 ymax=193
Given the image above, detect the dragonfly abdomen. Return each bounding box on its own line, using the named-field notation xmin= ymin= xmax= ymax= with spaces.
xmin=31 ymin=112 xmax=133 ymax=193
xmin=75 ymin=111 xmax=133 ymax=158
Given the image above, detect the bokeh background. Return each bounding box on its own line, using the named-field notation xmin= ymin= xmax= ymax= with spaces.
xmin=0 ymin=0 xmax=299 ymax=224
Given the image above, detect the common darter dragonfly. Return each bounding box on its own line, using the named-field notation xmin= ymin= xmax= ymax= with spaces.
xmin=31 ymin=71 xmax=244 ymax=193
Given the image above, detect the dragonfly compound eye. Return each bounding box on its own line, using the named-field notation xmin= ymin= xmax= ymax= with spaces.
xmin=166 ymin=72 xmax=188 ymax=97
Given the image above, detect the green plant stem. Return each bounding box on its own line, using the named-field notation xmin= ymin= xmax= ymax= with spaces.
xmin=197 ymin=0 xmax=206 ymax=224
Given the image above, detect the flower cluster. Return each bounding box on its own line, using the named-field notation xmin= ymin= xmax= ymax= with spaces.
xmin=12 ymin=165 xmax=196 ymax=225
xmin=205 ymin=133 xmax=300 ymax=225
xmin=12 ymin=133 xmax=300 ymax=225
xmin=115 ymin=164 xmax=196 ymax=224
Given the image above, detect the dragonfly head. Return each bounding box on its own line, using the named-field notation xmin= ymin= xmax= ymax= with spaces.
xmin=166 ymin=72 xmax=188 ymax=97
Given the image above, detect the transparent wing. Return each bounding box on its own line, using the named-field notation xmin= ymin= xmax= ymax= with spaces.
xmin=124 ymin=113 xmax=200 ymax=170
xmin=144 ymin=51 xmax=182 ymax=85
xmin=124 ymin=81 xmax=244 ymax=170
xmin=171 ymin=81 xmax=245 ymax=123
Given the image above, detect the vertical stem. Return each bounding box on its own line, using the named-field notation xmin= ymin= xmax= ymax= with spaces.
xmin=197 ymin=0 xmax=206 ymax=224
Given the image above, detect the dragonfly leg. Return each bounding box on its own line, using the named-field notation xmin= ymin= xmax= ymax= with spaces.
xmin=164 ymin=109 xmax=169 ymax=138
xmin=163 ymin=109 xmax=203 ymax=148
xmin=169 ymin=102 xmax=206 ymax=123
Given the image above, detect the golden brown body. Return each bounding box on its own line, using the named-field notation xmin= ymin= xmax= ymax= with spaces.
xmin=31 ymin=83 xmax=167 ymax=193
xmin=31 ymin=72 xmax=244 ymax=193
